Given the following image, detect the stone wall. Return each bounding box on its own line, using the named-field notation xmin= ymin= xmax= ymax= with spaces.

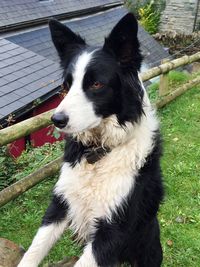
xmin=160 ymin=0 xmax=200 ymax=33
xmin=197 ymin=1 xmax=200 ymax=30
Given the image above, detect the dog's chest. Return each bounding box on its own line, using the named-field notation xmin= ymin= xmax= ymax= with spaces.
xmin=55 ymin=144 xmax=138 ymax=241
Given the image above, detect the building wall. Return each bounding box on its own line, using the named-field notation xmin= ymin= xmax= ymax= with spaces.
xmin=31 ymin=95 xmax=64 ymax=147
xmin=197 ymin=1 xmax=200 ymax=30
xmin=160 ymin=0 xmax=200 ymax=33
xmin=8 ymin=138 xmax=26 ymax=158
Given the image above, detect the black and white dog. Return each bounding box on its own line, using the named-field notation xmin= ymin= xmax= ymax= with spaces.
xmin=18 ymin=13 xmax=164 ymax=267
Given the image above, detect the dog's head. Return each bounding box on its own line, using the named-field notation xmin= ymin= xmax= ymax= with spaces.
xmin=49 ymin=13 xmax=144 ymax=134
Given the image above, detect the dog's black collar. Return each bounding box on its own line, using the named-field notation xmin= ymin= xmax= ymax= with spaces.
xmin=84 ymin=146 xmax=111 ymax=164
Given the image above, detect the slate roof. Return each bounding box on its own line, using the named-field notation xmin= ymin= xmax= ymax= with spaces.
xmin=0 ymin=38 xmax=62 ymax=121
xmin=7 ymin=7 xmax=169 ymax=66
xmin=0 ymin=0 xmax=122 ymax=30
xmin=0 ymin=5 xmax=169 ymax=125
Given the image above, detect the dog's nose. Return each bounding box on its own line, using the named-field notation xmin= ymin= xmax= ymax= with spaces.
xmin=51 ymin=112 xmax=69 ymax=128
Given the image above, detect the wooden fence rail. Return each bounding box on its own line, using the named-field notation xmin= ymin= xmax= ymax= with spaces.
xmin=0 ymin=157 xmax=62 ymax=208
xmin=156 ymin=76 xmax=200 ymax=108
xmin=0 ymin=52 xmax=200 ymax=147
xmin=0 ymin=52 xmax=200 ymax=208
xmin=0 ymin=109 xmax=54 ymax=147
xmin=140 ymin=52 xmax=200 ymax=81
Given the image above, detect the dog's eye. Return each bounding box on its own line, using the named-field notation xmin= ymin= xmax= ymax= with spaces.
xmin=90 ymin=81 xmax=104 ymax=90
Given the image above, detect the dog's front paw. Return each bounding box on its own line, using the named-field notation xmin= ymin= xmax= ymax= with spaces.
xmin=17 ymin=260 xmax=37 ymax=267
xmin=74 ymin=243 xmax=98 ymax=267
xmin=74 ymin=260 xmax=86 ymax=267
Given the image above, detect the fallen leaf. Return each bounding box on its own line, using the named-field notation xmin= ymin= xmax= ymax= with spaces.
xmin=175 ymin=216 xmax=184 ymax=223
xmin=167 ymin=240 xmax=173 ymax=247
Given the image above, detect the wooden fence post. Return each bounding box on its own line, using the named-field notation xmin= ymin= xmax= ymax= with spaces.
xmin=159 ymin=59 xmax=170 ymax=97
xmin=156 ymin=76 xmax=200 ymax=109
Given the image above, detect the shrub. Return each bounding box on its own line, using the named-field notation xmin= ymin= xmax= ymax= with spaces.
xmin=0 ymin=147 xmax=17 ymax=190
xmin=125 ymin=0 xmax=148 ymax=18
xmin=138 ymin=1 xmax=161 ymax=34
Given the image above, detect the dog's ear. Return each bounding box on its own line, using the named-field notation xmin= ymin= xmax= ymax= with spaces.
xmin=103 ymin=13 xmax=142 ymax=70
xmin=49 ymin=19 xmax=86 ymax=60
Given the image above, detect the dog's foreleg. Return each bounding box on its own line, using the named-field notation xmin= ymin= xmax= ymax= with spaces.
xmin=17 ymin=222 xmax=66 ymax=267
xmin=17 ymin=195 xmax=68 ymax=267
xmin=74 ymin=241 xmax=120 ymax=267
xmin=75 ymin=220 xmax=122 ymax=267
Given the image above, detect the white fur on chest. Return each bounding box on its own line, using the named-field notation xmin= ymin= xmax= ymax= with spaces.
xmin=55 ymin=143 xmax=136 ymax=242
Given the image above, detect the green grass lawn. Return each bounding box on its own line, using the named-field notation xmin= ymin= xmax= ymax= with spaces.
xmin=158 ymin=84 xmax=200 ymax=266
xmin=0 ymin=79 xmax=200 ymax=266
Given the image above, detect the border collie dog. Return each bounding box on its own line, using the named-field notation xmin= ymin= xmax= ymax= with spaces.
xmin=18 ymin=13 xmax=163 ymax=267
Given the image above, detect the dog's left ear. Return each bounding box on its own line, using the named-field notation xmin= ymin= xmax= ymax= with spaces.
xmin=49 ymin=19 xmax=86 ymax=61
xmin=103 ymin=13 xmax=142 ymax=70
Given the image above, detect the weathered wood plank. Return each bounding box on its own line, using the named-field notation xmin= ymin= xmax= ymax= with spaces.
xmin=0 ymin=157 xmax=62 ymax=208
xmin=156 ymin=76 xmax=200 ymax=108
xmin=159 ymin=59 xmax=170 ymax=97
xmin=0 ymin=109 xmax=54 ymax=147
xmin=140 ymin=52 xmax=200 ymax=82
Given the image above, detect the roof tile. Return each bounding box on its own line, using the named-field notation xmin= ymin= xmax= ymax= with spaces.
xmin=7 ymin=7 xmax=168 ymax=68
xmin=0 ymin=0 xmax=119 ymax=28
xmin=0 ymin=39 xmax=61 ymax=120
